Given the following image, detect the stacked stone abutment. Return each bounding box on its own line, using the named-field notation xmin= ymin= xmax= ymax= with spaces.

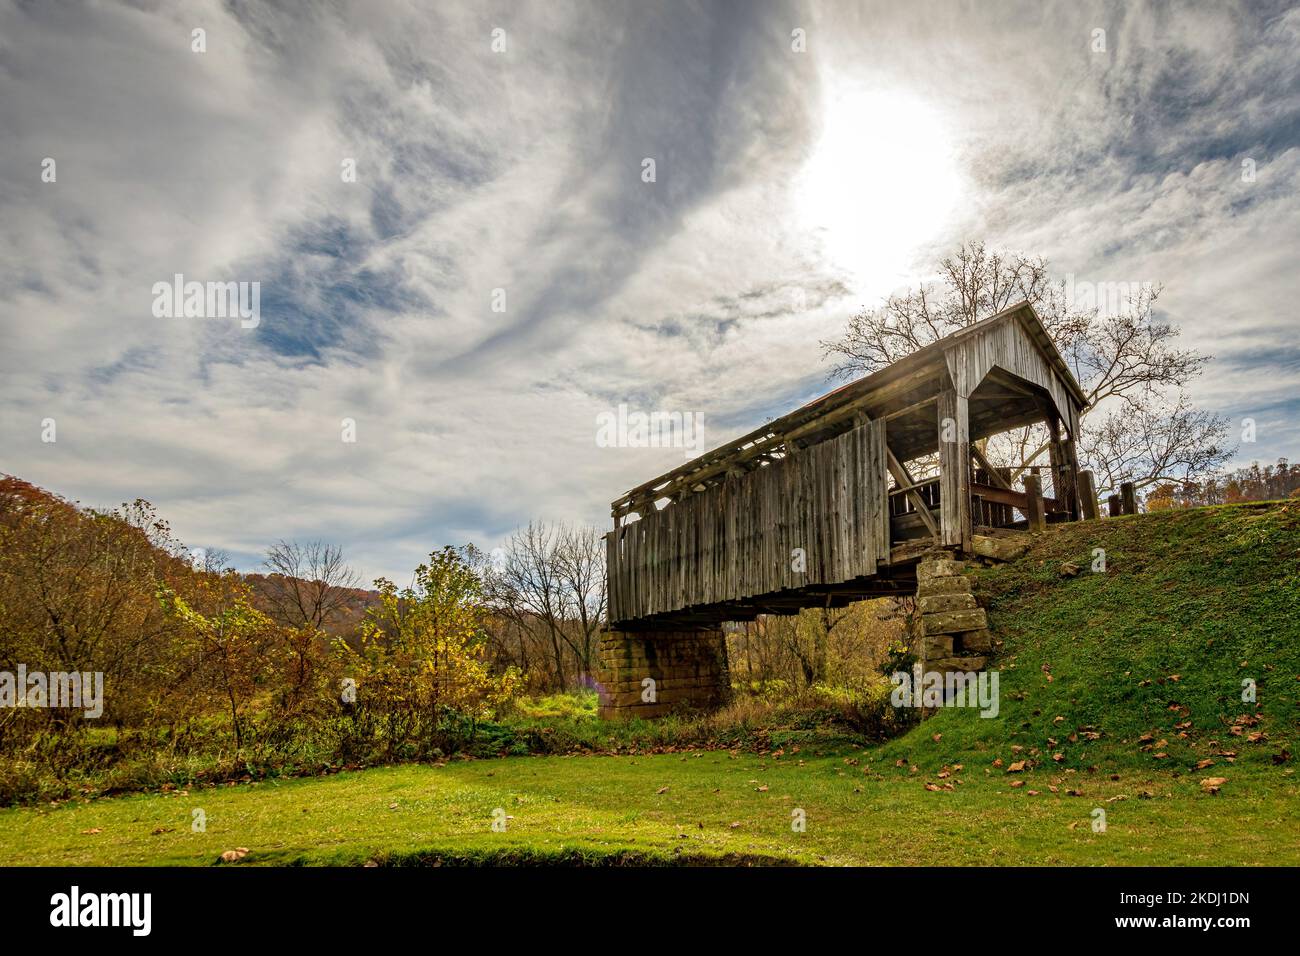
xmin=916 ymin=557 xmax=994 ymax=686
xmin=597 ymin=629 xmax=731 ymax=719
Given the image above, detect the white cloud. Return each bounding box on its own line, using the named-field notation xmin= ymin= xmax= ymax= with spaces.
xmin=3 ymin=0 xmax=1297 ymax=582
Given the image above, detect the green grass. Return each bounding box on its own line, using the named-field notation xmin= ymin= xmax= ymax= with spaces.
xmin=0 ymin=749 xmax=1294 ymax=866
xmin=2 ymin=502 xmax=1297 ymax=866
xmin=894 ymin=501 xmax=1300 ymax=773
xmin=508 ymin=690 xmax=600 ymax=720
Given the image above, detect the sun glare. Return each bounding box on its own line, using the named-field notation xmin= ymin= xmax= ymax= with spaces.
xmin=797 ymin=88 xmax=965 ymax=288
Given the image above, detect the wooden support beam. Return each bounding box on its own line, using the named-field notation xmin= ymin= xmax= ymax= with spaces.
xmin=970 ymin=445 xmax=1013 ymax=490
xmin=937 ymin=387 xmax=971 ymax=551
xmin=1045 ymin=414 xmax=1081 ymax=521
xmin=969 ymin=482 xmax=1029 ymax=510
xmin=1061 ymin=438 xmax=1082 ymax=520
xmin=881 ymin=394 xmax=940 ymax=423
xmin=1023 ymin=473 xmax=1047 ymax=532
xmin=886 ymin=448 xmax=939 ymax=540
xmin=1078 ymin=470 xmax=1099 ymax=520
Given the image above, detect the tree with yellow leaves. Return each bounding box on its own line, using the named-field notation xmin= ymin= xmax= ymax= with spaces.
xmin=338 ymin=546 xmax=518 ymax=754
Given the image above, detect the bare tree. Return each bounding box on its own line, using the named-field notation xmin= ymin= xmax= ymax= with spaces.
xmin=487 ymin=522 xmax=571 ymax=688
xmin=194 ymin=547 xmax=232 ymax=575
xmin=821 ymin=241 xmax=1231 ymax=491
xmin=260 ymin=540 xmax=360 ymax=630
xmin=1081 ymin=394 xmax=1234 ymax=496
xmin=554 ymin=524 xmax=607 ymax=683
xmin=485 ymin=521 xmax=608 ymax=689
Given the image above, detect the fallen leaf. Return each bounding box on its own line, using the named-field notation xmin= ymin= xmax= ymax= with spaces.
xmin=656 ymin=786 xmax=669 ymax=795
xmin=1200 ymin=777 xmax=1227 ymax=794
xmin=1007 ymin=760 xmax=1026 ymax=772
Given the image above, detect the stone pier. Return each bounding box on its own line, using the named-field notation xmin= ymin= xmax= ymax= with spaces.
xmin=596 ymin=628 xmax=731 ymax=719
xmin=916 ymin=557 xmax=995 ymax=697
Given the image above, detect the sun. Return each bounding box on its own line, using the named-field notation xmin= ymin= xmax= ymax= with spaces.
xmin=796 ymin=86 xmax=965 ymax=288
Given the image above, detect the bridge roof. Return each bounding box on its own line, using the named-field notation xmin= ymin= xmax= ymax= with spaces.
xmin=612 ymin=301 xmax=1087 ymax=517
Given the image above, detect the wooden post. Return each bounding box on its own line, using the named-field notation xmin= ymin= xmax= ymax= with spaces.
xmin=1078 ymin=470 xmax=1099 ymax=520
xmin=937 ymin=388 xmax=971 ymax=551
xmin=1120 ymin=481 xmax=1138 ymax=515
xmin=1058 ymin=440 xmax=1081 ymax=520
xmin=1107 ymin=494 xmax=1121 ymax=517
xmin=1041 ymin=413 xmax=1080 ymax=521
xmin=1023 ymin=474 xmax=1046 ymax=532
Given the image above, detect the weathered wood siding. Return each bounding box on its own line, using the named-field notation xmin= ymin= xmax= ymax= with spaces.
xmin=945 ymin=317 xmax=1081 ymax=436
xmin=607 ymin=419 xmax=889 ymax=625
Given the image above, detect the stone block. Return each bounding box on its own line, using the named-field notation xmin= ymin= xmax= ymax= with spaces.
xmin=916 ymin=575 xmax=972 ymax=597
xmin=596 ymin=627 xmax=730 ymax=720
xmin=921 ymin=607 xmax=988 ymax=635
xmin=916 ymin=558 xmax=966 ymax=587
xmin=918 ymin=592 xmax=977 ymax=614
xmin=923 ymin=634 xmax=954 ymax=657
xmin=970 ymin=534 xmax=1030 ymax=562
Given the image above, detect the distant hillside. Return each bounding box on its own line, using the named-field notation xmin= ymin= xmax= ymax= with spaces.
xmin=0 ymin=473 xmax=382 ymax=631
xmin=243 ymin=572 xmax=381 ymax=636
xmin=885 ymin=501 xmax=1300 ymax=774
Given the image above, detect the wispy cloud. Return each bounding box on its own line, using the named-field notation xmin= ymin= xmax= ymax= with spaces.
xmin=2 ymin=0 xmax=1297 ymax=582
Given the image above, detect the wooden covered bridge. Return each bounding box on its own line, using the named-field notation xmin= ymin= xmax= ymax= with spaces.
xmin=597 ymin=301 xmax=1093 ymax=718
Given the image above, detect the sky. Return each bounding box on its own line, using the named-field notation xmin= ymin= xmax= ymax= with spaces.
xmin=2 ymin=0 xmax=1298 ymax=584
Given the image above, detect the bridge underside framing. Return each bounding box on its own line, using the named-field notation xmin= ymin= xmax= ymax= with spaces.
xmin=598 ymin=303 xmax=1090 ymax=718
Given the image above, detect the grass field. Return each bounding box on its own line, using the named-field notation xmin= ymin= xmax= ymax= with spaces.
xmin=1 ymin=748 xmax=1295 ymax=866
xmin=2 ymin=502 xmax=1297 ymax=866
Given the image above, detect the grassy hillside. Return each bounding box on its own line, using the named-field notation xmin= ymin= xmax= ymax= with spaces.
xmin=886 ymin=500 xmax=1300 ymax=775
xmin=2 ymin=502 xmax=1296 ymax=866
